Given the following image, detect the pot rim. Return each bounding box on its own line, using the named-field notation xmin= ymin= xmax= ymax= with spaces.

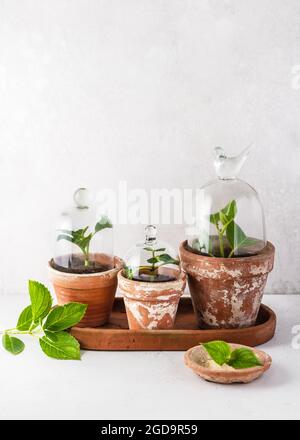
xmin=48 ymin=256 xmax=124 ymax=279
xmin=118 ymin=269 xmax=186 ymax=289
xmin=180 ymin=240 xmax=275 ymax=265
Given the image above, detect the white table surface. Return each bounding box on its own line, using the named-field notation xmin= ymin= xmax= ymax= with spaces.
xmin=0 ymin=294 xmax=299 ymax=420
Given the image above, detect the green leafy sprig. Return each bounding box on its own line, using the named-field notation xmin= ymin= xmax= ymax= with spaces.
xmin=193 ymin=200 xmax=256 ymax=258
xmin=144 ymin=247 xmax=179 ymax=272
xmin=1 ymin=281 xmax=87 ymax=360
xmin=202 ymin=341 xmax=263 ymax=369
xmin=124 ymin=247 xmax=179 ymax=280
xmin=57 ymin=215 xmax=112 ymax=267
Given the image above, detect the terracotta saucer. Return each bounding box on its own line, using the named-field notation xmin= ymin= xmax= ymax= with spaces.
xmin=184 ymin=343 xmax=272 ymax=384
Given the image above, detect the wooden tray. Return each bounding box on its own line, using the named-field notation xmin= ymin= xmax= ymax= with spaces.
xmin=71 ymin=298 xmax=276 ymax=351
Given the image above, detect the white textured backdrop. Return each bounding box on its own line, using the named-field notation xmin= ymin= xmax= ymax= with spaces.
xmin=0 ymin=0 xmax=299 ymax=295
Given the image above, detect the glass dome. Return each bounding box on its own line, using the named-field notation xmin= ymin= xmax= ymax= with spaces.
xmin=51 ymin=188 xmax=114 ymax=273
xmin=124 ymin=225 xmax=180 ymax=282
xmin=187 ymin=146 xmax=266 ymax=258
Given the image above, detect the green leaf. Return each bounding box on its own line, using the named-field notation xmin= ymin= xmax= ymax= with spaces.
xmin=157 ymin=254 xmax=179 ymax=265
xmin=202 ymin=341 xmax=232 ymax=366
xmin=16 ymin=305 xmax=36 ymax=331
xmin=243 ymin=237 xmax=258 ymax=246
xmin=210 ymin=200 xmax=237 ymax=226
xmin=72 ymin=227 xmax=88 ymax=239
xmin=39 ymin=331 xmax=81 ymax=360
xmin=78 ymin=233 xmax=93 ymax=250
xmin=124 ymin=266 xmax=134 ymax=279
xmin=58 ymin=227 xmax=92 ymax=254
xmin=28 ymin=280 xmax=52 ymax=322
xmin=221 ymin=200 xmax=237 ymax=220
xmin=154 ymin=248 xmax=166 ymax=252
xmin=226 ymin=221 xmax=248 ymax=250
xmin=2 ymin=334 xmax=25 ymax=355
xmin=219 ymin=210 xmax=229 ymax=225
xmin=43 ymin=303 xmax=87 ymax=332
xmin=95 ymin=215 xmax=113 ymax=233
xmin=57 ymin=234 xmax=74 ymax=243
xmin=143 ymin=247 xmax=154 ymax=252
xmin=147 ymin=257 xmax=159 ymax=264
xmin=210 ymin=212 xmax=220 ymax=225
xmin=228 ymin=348 xmax=263 ymax=369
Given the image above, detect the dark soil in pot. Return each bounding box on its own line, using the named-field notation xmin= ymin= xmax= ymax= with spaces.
xmin=187 ymin=236 xmax=266 ymax=258
xmin=50 ymin=253 xmax=113 ymax=274
xmin=130 ymin=268 xmax=176 ymax=283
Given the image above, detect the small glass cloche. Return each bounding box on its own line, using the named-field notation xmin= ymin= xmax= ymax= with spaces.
xmin=124 ymin=225 xmax=180 ymax=282
xmin=187 ymin=146 xmax=266 ymax=258
xmin=51 ymin=188 xmax=114 ymax=273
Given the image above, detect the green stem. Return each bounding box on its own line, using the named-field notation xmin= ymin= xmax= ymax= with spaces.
xmin=29 ymin=321 xmax=36 ymax=333
xmin=215 ymin=224 xmax=225 ymax=258
xmin=220 ymin=219 xmax=233 ymax=235
xmin=2 ymin=327 xmax=16 ymax=333
xmin=1 ymin=325 xmax=43 ymax=337
xmin=84 ymin=248 xmax=90 ymax=267
xmin=218 ymin=232 xmax=224 ymax=257
xmin=151 ymin=249 xmax=156 ymax=272
xmin=0 ymin=329 xmax=32 ymax=335
xmin=228 ymin=248 xmax=235 ymax=258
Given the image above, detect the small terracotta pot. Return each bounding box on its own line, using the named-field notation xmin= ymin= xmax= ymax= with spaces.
xmin=179 ymin=241 xmax=275 ymax=329
xmin=48 ymin=256 xmax=123 ymax=328
xmin=118 ymin=269 xmax=186 ymax=330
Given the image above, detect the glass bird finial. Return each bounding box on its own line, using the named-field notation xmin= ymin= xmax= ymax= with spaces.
xmin=214 ymin=144 xmax=253 ymax=180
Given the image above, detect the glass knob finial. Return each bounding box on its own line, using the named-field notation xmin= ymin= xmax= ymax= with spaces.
xmin=73 ymin=188 xmax=91 ymax=209
xmin=144 ymin=225 xmax=157 ymax=245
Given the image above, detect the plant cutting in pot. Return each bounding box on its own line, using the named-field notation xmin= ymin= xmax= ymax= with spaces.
xmin=119 ymin=225 xmax=186 ymax=330
xmin=180 ymin=146 xmax=275 ymax=329
xmin=49 ymin=188 xmax=123 ymax=328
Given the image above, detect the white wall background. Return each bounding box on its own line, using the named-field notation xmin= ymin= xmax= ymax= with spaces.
xmin=0 ymin=0 xmax=299 ymax=295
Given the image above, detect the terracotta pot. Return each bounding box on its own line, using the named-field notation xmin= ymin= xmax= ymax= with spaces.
xmin=118 ymin=269 xmax=186 ymax=330
xmin=184 ymin=343 xmax=272 ymax=384
xmin=179 ymin=241 xmax=275 ymax=329
xmin=48 ymin=256 xmax=123 ymax=328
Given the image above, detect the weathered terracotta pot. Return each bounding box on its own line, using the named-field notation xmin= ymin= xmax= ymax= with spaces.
xmin=179 ymin=241 xmax=275 ymax=329
xmin=118 ymin=269 xmax=186 ymax=330
xmin=48 ymin=256 xmax=123 ymax=328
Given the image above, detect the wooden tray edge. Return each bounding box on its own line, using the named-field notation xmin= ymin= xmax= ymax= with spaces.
xmin=71 ymin=304 xmax=277 ymax=351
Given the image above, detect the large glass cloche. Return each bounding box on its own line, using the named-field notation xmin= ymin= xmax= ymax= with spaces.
xmin=187 ymin=146 xmax=266 ymax=258
xmin=124 ymin=225 xmax=180 ymax=282
xmin=51 ymin=188 xmax=114 ymax=273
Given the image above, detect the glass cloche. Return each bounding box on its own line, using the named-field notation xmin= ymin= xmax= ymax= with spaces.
xmin=187 ymin=146 xmax=266 ymax=258
xmin=124 ymin=225 xmax=180 ymax=282
xmin=51 ymin=188 xmax=114 ymax=273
